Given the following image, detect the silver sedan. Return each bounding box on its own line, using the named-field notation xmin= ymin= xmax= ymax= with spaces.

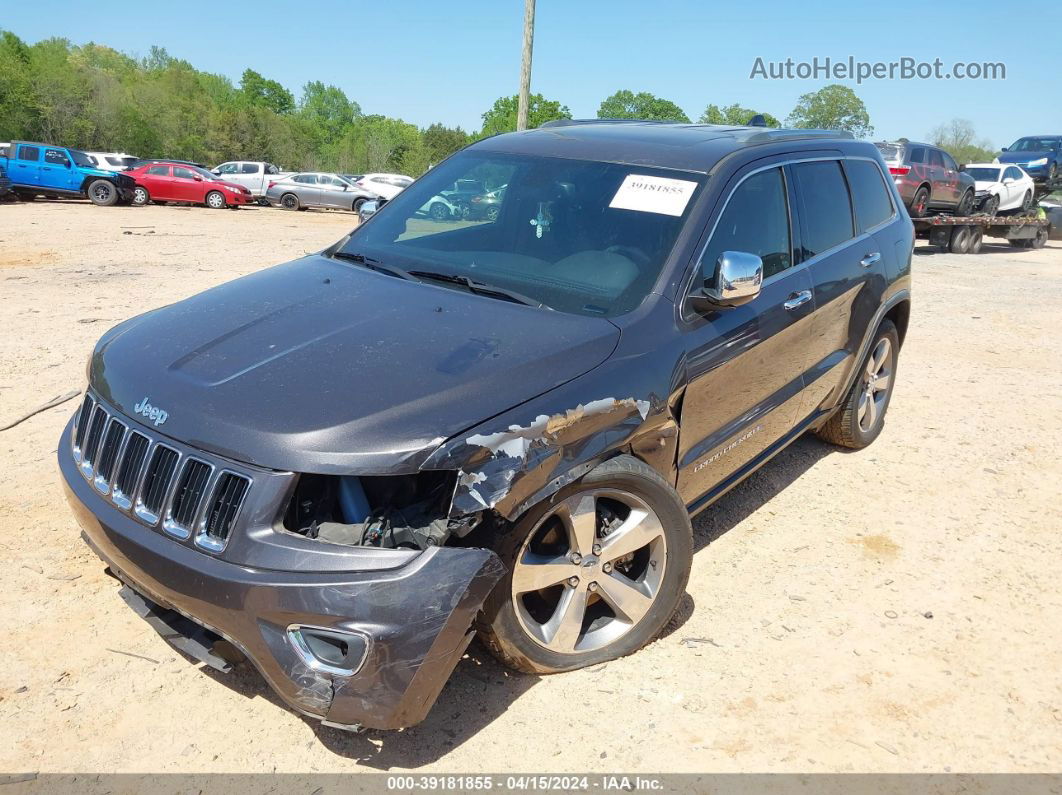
xmin=266 ymin=172 xmax=379 ymax=212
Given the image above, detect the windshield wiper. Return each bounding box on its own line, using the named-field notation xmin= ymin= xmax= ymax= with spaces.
xmin=332 ymin=251 xmax=414 ymax=280
xmin=408 ymin=270 xmax=550 ymax=309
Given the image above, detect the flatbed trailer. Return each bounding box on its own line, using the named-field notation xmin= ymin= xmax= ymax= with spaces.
xmin=913 ymin=213 xmax=1052 ymax=254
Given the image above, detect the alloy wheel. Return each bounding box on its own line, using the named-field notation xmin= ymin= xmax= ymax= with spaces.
xmin=511 ymin=489 xmax=667 ymax=654
xmin=93 ymin=183 xmax=113 ymax=202
xmin=858 ymin=337 xmax=893 ymax=433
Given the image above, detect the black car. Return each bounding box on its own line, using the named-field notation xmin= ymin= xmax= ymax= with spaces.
xmin=61 ymin=120 xmax=913 ymax=731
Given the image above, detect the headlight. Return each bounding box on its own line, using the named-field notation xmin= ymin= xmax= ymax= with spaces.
xmin=1028 ymin=158 xmax=1048 ymax=167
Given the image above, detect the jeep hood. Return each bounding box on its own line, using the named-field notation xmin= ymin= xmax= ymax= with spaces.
xmin=89 ymin=254 xmax=620 ymax=474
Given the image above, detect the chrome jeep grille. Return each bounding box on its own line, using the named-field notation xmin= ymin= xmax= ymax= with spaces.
xmin=71 ymin=393 xmax=251 ymax=553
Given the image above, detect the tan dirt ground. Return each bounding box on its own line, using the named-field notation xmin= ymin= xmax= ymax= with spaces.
xmin=0 ymin=200 xmax=1060 ymax=774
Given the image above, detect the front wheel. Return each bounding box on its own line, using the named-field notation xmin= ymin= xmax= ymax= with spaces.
xmin=982 ymin=195 xmax=999 ymax=217
xmin=131 ymin=186 xmax=150 ymax=206
xmin=205 ymin=190 xmax=226 ymax=209
xmin=429 ymin=201 xmax=450 ymax=220
xmin=816 ymin=319 xmax=899 ymax=449
xmin=87 ymin=179 xmax=118 ymax=206
xmin=478 ymin=455 xmax=692 ymax=674
xmin=955 ymin=189 xmax=974 ymax=217
xmin=352 ymin=197 xmax=367 ymax=213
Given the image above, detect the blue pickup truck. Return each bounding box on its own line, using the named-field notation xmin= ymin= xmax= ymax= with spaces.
xmin=0 ymin=141 xmax=135 ymax=205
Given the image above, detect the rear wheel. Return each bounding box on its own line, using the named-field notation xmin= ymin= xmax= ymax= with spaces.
xmin=967 ymin=226 xmax=984 ymax=254
xmin=817 ymin=319 xmax=899 ymax=449
xmin=205 ymin=190 xmax=226 ymax=209
xmin=131 ymin=186 xmax=150 ymax=206
xmin=1031 ymin=227 xmax=1048 ymax=249
xmin=909 ymin=186 xmax=930 ymax=218
xmin=87 ymin=179 xmax=118 ymax=206
xmin=1021 ymin=191 xmax=1033 ymax=213
xmin=949 ymin=225 xmax=972 ymax=254
xmin=478 ymin=455 xmax=692 ymax=674
xmin=280 ymin=192 xmax=299 ymax=211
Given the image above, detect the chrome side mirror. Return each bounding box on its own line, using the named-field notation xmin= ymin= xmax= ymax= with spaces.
xmin=691 ymin=251 xmax=763 ymax=312
xmin=358 ymin=200 xmax=379 ymax=222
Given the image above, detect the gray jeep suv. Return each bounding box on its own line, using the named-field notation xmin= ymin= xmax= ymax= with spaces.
xmin=60 ymin=120 xmax=913 ymax=731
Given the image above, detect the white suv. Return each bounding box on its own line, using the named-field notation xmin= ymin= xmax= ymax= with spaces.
xmin=354 ymin=173 xmax=414 ymax=200
xmin=85 ymin=152 xmax=139 ymax=171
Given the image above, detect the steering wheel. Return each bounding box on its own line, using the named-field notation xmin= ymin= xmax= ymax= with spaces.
xmin=606 ymin=245 xmax=652 ymax=266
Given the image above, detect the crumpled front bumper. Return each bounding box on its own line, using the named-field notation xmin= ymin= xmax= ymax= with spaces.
xmin=59 ymin=429 xmax=504 ymax=730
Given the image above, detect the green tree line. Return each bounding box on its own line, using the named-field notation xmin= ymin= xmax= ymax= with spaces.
xmin=0 ymin=31 xmax=996 ymax=175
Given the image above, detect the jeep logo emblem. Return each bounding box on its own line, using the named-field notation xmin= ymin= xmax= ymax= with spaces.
xmin=134 ymin=396 xmax=169 ymax=427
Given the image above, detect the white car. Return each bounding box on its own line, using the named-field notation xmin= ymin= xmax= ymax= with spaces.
xmin=353 ymin=173 xmax=413 ymax=200
xmin=964 ymin=162 xmax=1036 ymax=215
xmin=85 ymin=152 xmax=139 ymax=171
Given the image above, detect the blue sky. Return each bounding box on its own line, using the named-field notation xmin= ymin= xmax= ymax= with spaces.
xmin=7 ymin=0 xmax=1060 ymax=147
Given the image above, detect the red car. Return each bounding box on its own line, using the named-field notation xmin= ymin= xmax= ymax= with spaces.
xmin=126 ymin=162 xmax=251 ymax=209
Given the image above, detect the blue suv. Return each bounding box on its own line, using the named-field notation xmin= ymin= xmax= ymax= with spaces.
xmin=0 ymin=141 xmax=135 ymax=205
xmin=996 ymin=136 xmax=1062 ymax=183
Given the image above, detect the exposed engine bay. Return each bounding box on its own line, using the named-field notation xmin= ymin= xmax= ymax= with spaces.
xmin=282 ymin=471 xmax=480 ymax=550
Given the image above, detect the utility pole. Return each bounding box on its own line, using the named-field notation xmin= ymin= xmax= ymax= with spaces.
xmin=516 ymin=0 xmax=536 ymax=131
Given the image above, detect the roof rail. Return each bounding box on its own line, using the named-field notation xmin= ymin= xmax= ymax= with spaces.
xmin=539 ymin=118 xmax=671 ymax=128
xmin=743 ymin=128 xmax=855 ymax=143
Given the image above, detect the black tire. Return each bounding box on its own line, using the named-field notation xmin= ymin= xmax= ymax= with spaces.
xmin=1048 ymin=163 xmax=1058 ymax=182
xmin=131 ymin=185 xmax=150 ymax=206
xmin=352 ymin=197 xmax=367 ymax=213
xmin=1021 ymin=191 xmax=1033 ymax=213
xmin=816 ymin=319 xmax=899 ymax=450
xmin=982 ymin=195 xmax=999 ymax=217
xmin=955 ymin=189 xmax=974 ymax=217
xmin=280 ymin=193 xmax=300 ymax=210
xmin=948 ymin=225 xmax=972 ymax=254
xmin=477 ymin=455 xmax=693 ymax=675
xmin=429 ymin=201 xmax=450 ymax=221
xmin=14 ymin=191 xmax=36 ymax=201
xmin=1031 ymin=227 xmax=1048 ymax=249
xmin=205 ymin=190 xmax=226 ymax=209
xmin=967 ymin=226 xmax=983 ymax=254
xmin=87 ymin=179 xmax=118 ymax=206
xmin=909 ymin=186 xmax=930 ymax=218
xmin=1009 ymin=238 xmax=1031 ymax=248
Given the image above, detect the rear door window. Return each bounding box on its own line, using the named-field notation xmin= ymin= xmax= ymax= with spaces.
xmin=701 ymin=166 xmax=792 ymax=280
xmin=294 ymin=174 xmax=317 ymax=184
xmin=18 ymin=145 xmax=40 ymax=161
xmin=240 ymin=163 xmax=258 ymax=174
xmin=790 ymin=160 xmax=855 ymax=258
xmin=845 ymin=159 xmax=894 ymax=233
xmin=146 ymin=165 xmax=170 ymax=176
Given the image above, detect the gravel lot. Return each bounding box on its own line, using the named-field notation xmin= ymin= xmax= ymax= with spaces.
xmin=1 ymin=201 xmax=1060 ymax=774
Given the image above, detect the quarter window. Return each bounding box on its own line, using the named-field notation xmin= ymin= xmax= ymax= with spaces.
xmin=845 ymin=160 xmax=894 ymax=233
xmin=701 ymin=167 xmax=791 ymax=281
xmin=907 ymin=146 xmax=926 ymax=164
xmin=791 ymin=160 xmax=854 ymax=258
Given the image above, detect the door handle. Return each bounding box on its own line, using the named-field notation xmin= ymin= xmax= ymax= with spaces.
xmin=783 ymin=290 xmax=812 ymax=311
xmin=860 ymin=252 xmax=881 ymax=268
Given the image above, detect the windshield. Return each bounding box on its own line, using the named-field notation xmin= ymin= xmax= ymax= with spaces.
xmin=343 ymin=151 xmax=704 ymax=317
xmin=190 ymin=165 xmax=222 ymax=181
xmin=966 ymin=167 xmax=1002 ymax=182
xmin=69 ymin=149 xmax=94 ymax=168
xmin=1009 ymin=137 xmax=1061 ymax=152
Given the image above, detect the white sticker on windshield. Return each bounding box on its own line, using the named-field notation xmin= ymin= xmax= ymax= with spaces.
xmin=609 ymin=174 xmax=698 ymax=217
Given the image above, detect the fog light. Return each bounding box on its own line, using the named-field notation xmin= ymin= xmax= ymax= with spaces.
xmin=287 ymin=625 xmax=370 ymax=677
